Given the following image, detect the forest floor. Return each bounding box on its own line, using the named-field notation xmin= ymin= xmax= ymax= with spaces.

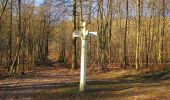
xmin=0 ymin=63 xmax=170 ymax=100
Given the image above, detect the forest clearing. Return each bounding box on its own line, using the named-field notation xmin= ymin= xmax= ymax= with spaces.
xmin=0 ymin=0 xmax=170 ymax=99
xmin=0 ymin=62 xmax=170 ymax=99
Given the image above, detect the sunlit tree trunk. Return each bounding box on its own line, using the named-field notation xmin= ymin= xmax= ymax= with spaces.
xmin=136 ymin=0 xmax=141 ymax=70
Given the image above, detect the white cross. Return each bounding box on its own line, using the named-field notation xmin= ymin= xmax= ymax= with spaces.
xmin=73 ymin=22 xmax=97 ymax=92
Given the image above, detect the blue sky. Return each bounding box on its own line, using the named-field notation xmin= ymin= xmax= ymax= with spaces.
xmin=35 ymin=0 xmax=43 ymax=5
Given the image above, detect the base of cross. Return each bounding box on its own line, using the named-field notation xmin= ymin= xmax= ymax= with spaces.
xmin=79 ymin=83 xmax=86 ymax=92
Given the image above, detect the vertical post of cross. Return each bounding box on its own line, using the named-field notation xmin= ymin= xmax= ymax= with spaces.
xmin=79 ymin=22 xmax=88 ymax=92
xmin=73 ymin=21 xmax=97 ymax=92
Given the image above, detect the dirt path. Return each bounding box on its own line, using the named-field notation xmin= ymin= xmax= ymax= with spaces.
xmin=0 ymin=64 xmax=170 ymax=100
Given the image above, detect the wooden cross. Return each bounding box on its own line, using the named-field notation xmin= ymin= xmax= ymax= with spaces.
xmin=73 ymin=22 xmax=97 ymax=92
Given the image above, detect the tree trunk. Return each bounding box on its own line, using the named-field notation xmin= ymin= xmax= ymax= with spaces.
xmin=72 ymin=0 xmax=78 ymax=70
xmin=136 ymin=0 xmax=141 ymax=70
xmin=7 ymin=0 xmax=13 ymax=71
xmin=124 ymin=0 xmax=129 ymax=69
xmin=10 ymin=0 xmax=22 ymax=74
xmin=161 ymin=0 xmax=165 ymax=64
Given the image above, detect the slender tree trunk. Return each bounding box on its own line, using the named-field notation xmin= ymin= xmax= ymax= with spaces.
xmin=32 ymin=0 xmax=35 ymax=67
xmin=79 ymin=0 xmax=83 ymax=21
xmin=117 ymin=0 xmax=123 ymax=66
xmin=136 ymin=0 xmax=141 ymax=70
xmin=161 ymin=0 xmax=165 ymax=64
xmin=72 ymin=0 xmax=77 ymax=70
xmin=124 ymin=0 xmax=129 ymax=69
xmin=108 ymin=0 xmax=113 ymax=67
xmin=45 ymin=32 xmax=49 ymax=63
xmin=8 ymin=0 xmax=13 ymax=71
xmin=88 ymin=0 xmax=92 ymax=67
xmin=10 ymin=0 xmax=22 ymax=74
xmin=99 ymin=0 xmax=105 ymax=70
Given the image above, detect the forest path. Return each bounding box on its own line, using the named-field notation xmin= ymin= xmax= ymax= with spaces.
xmin=0 ymin=63 xmax=170 ymax=100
